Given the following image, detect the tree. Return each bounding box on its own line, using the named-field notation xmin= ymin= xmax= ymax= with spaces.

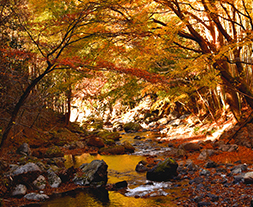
xmin=0 ymin=0 xmax=33 ymax=138
xmin=148 ymin=0 xmax=253 ymax=121
xmin=0 ymin=0 xmax=142 ymax=149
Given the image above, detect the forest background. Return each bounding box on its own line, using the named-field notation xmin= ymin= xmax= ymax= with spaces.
xmin=1 ymin=0 xmax=253 ymax=151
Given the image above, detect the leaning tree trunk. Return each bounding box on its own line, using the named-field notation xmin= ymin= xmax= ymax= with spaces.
xmin=0 ymin=67 xmax=51 ymax=150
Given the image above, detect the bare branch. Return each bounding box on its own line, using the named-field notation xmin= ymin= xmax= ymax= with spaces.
xmin=173 ymin=41 xmax=202 ymax=53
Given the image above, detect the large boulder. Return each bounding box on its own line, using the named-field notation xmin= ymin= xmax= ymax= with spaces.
xmin=146 ymin=158 xmax=178 ymax=181
xmin=73 ymin=160 xmax=108 ymax=187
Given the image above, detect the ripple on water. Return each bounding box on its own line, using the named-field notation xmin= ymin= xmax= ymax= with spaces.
xmin=125 ymin=181 xmax=172 ymax=197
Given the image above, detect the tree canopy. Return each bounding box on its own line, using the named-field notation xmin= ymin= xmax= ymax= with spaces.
xmin=1 ymin=0 xmax=253 ymax=149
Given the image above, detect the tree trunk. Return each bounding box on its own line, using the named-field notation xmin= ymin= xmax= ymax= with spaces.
xmin=213 ymin=58 xmax=246 ymax=121
xmin=64 ymin=88 xmax=72 ymax=126
xmin=64 ymin=70 xmax=72 ymax=126
xmin=0 ymin=68 xmax=51 ymax=150
xmin=224 ymin=87 xmax=241 ymax=121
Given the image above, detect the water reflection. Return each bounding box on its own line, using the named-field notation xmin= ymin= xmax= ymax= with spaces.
xmin=64 ymin=153 xmax=145 ymax=184
xmin=37 ymin=189 xmax=177 ymax=207
xmin=119 ymin=131 xmax=160 ymax=144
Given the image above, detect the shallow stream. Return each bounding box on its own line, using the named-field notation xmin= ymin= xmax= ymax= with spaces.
xmin=35 ymin=132 xmax=184 ymax=207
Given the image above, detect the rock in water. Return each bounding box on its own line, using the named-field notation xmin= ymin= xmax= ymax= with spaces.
xmin=73 ymin=160 xmax=108 ymax=187
xmin=135 ymin=161 xmax=149 ymax=172
xmin=114 ymin=181 xmax=128 ymax=190
xmin=146 ymin=158 xmax=178 ymax=181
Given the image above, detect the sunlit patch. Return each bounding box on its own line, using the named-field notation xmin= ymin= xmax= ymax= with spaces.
xmin=125 ymin=181 xmax=172 ymax=197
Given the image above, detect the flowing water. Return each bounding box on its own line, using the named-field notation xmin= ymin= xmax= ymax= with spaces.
xmin=34 ymin=131 xmax=184 ymax=207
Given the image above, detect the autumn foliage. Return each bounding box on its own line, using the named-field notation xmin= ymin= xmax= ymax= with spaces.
xmin=1 ymin=0 xmax=253 ymax=150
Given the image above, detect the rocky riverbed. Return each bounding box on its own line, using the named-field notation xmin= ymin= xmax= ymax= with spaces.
xmin=2 ymin=110 xmax=253 ymax=207
xmin=120 ymin=131 xmax=253 ymax=207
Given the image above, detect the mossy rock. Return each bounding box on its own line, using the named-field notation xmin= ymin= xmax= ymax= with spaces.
xmin=45 ymin=146 xmax=64 ymax=158
xmin=50 ymin=128 xmax=79 ymax=146
xmin=99 ymin=145 xmax=125 ymax=155
xmin=123 ymin=122 xmax=142 ymax=133
xmin=97 ymin=130 xmax=121 ymax=141
xmin=122 ymin=141 xmax=135 ymax=153
xmin=153 ymin=158 xmax=176 ymax=173
xmin=146 ymin=158 xmax=178 ymax=181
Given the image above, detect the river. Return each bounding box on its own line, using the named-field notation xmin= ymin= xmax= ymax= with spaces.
xmin=32 ymin=131 xmax=184 ymax=207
